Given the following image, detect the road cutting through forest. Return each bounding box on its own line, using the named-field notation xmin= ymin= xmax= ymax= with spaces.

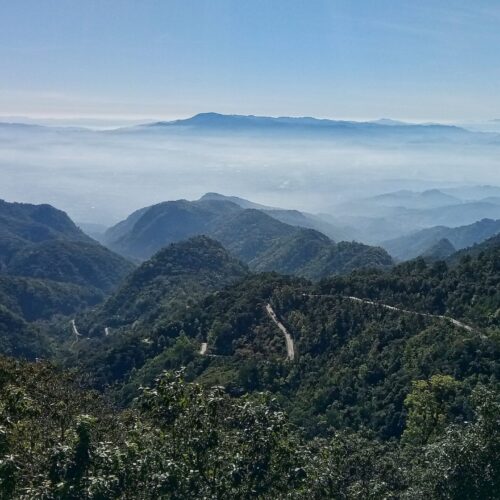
xmin=265 ymin=303 xmax=295 ymax=361
xmin=303 ymin=293 xmax=474 ymax=332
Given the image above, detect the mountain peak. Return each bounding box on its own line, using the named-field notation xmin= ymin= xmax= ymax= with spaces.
xmin=199 ymin=192 xmax=276 ymax=210
xmin=422 ymin=238 xmax=456 ymax=259
xmin=371 ymin=118 xmax=408 ymax=126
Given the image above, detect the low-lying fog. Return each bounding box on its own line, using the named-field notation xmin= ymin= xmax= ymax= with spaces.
xmin=1 ymin=120 xmax=499 ymax=231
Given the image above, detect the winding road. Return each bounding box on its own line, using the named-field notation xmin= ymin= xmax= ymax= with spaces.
xmin=70 ymin=319 xmax=81 ymax=337
xmin=303 ymin=293 xmax=475 ymax=332
xmin=70 ymin=319 xmax=81 ymax=346
xmin=265 ymin=304 xmax=295 ymax=361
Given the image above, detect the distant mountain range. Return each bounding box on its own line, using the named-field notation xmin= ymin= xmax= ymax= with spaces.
xmin=440 ymin=185 xmax=500 ymax=201
xmin=327 ymin=188 xmax=500 ymax=243
xmin=142 ymin=112 xmax=467 ymax=133
xmin=382 ymin=218 xmax=500 ymax=261
xmin=2 ymin=113 xmax=498 ymax=147
xmin=119 ymin=112 xmax=500 ymax=145
xmin=2 ymin=112 xmax=500 ymax=138
xmin=447 ymin=232 xmax=500 ymax=264
xmin=367 ymin=189 xmax=462 ymax=210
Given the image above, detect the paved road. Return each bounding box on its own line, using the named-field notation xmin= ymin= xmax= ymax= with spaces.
xmin=70 ymin=319 xmax=82 ymax=346
xmin=265 ymin=304 xmax=295 ymax=361
xmin=70 ymin=319 xmax=81 ymax=337
xmin=303 ymin=293 xmax=474 ymax=332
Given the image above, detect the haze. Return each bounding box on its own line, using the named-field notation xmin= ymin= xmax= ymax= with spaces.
xmin=0 ymin=1 xmax=499 ymax=228
xmin=0 ymin=117 xmax=498 ymax=226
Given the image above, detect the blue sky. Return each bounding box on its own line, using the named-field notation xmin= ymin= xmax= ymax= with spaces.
xmin=1 ymin=0 xmax=500 ymax=122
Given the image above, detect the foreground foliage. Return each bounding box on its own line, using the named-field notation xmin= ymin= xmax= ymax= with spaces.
xmin=0 ymin=209 xmax=498 ymax=498
xmin=0 ymin=360 xmax=498 ymax=499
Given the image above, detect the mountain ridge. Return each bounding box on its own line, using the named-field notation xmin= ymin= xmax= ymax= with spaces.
xmin=382 ymin=218 xmax=500 ymax=261
xmin=104 ymin=197 xmax=393 ymax=279
xmin=142 ymin=112 xmax=473 ymax=134
xmin=0 ymin=199 xmax=135 ymax=293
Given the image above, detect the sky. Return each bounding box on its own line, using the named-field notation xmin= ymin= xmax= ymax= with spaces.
xmin=1 ymin=0 xmax=500 ymax=123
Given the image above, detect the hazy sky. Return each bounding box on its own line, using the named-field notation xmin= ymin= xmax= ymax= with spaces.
xmin=1 ymin=0 xmax=500 ymax=122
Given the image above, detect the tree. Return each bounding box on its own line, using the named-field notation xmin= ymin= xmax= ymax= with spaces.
xmin=407 ymin=387 xmax=500 ymax=499
xmin=402 ymin=374 xmax=461 ymax=446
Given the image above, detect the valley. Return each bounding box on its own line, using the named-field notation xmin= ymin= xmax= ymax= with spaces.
xmin=3 ymin=3 xmax=500 ymax=496
xmin=0 ymin=188 xmax=498 ymax=499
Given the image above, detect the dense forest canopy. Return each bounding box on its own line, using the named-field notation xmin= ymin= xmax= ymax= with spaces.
xmin=0 ymin=200 xmax=498 ymax=498
xmin=3 ymin=0 xmax=500 ymax=496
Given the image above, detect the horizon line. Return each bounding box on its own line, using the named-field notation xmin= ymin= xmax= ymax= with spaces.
xmin=0 ymin=111 xmax=484 ymax=130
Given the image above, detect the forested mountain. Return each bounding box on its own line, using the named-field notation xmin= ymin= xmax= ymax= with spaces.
xmin=0 ymin=201 xmax=135 ymax=363
xmin=104 ymin=197 xmax=392 ymax=279
xmin=323 ymin=244 xmax=499 ymax=328
xmin=199 ymin=192 xmax=351 ymax=240
xmin=250 ymin=228 xmax=392 ymax=280
xmin=421 ymin=238 xmax=456 ymax=260
xmin=103 ymin=199 xmax=241 ymax=258
xmin=0 ymin=199 xmax=135 ymax=292
xmin=0 ymin=199 xmax=90 ymax=268
xmin=382 ymin=218 xmax=500 ymax=260
xmin=59 ymin=234 xmax=499 ymax=446
xmin=59 ymin=237 xmax=247 ymax=390
xmin=0 ymin=306 xmax=50 ymax=359
xmin=208 ymin=208 xmax=295 ymax=261
xmin=0 ymin=198 xmax=499 ymax=498
xmin=110 ymin=243 xmax=498 ymax=435
xmin=448 ymin=232 xmax=500 ymax=263
xmin=0 ymin=275 xmax=102 ymax=321
xmin=79 ymin=236 xmax=248 ymax=334
xmin=7 ymin=240 xmax=135 ymax=293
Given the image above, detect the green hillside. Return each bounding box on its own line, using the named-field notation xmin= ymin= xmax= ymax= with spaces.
xmin=421 ymin=237 xmax=456 ymax=260
xmin=0 ymin=275 xmax=102 ymax=322
xmin=251 ymin=228 xmax=392 ymax=279
xmin=104 ymin=198 xmax=393 ymax=279
xmin=0 ymin=199 xmax=90 ymax=267
xmin=7 ymin=240 xmax=134 ymax=293
xmin=0 ymin=199 xmax=498 ymax=498
xmin=55 ymin=236 xmax=499 ymax=448
xmin=0 ymin=200 xmax=135 ymax=293
xmin=64 ymin=237 xmax=249 ymax=387
xmin=119 ymin=254 xmax=498 ymax=437
xmin=0 ymin=230 xmax=496 ymax=498
xmin=0 ymin=305 xmax=50 ymax=359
